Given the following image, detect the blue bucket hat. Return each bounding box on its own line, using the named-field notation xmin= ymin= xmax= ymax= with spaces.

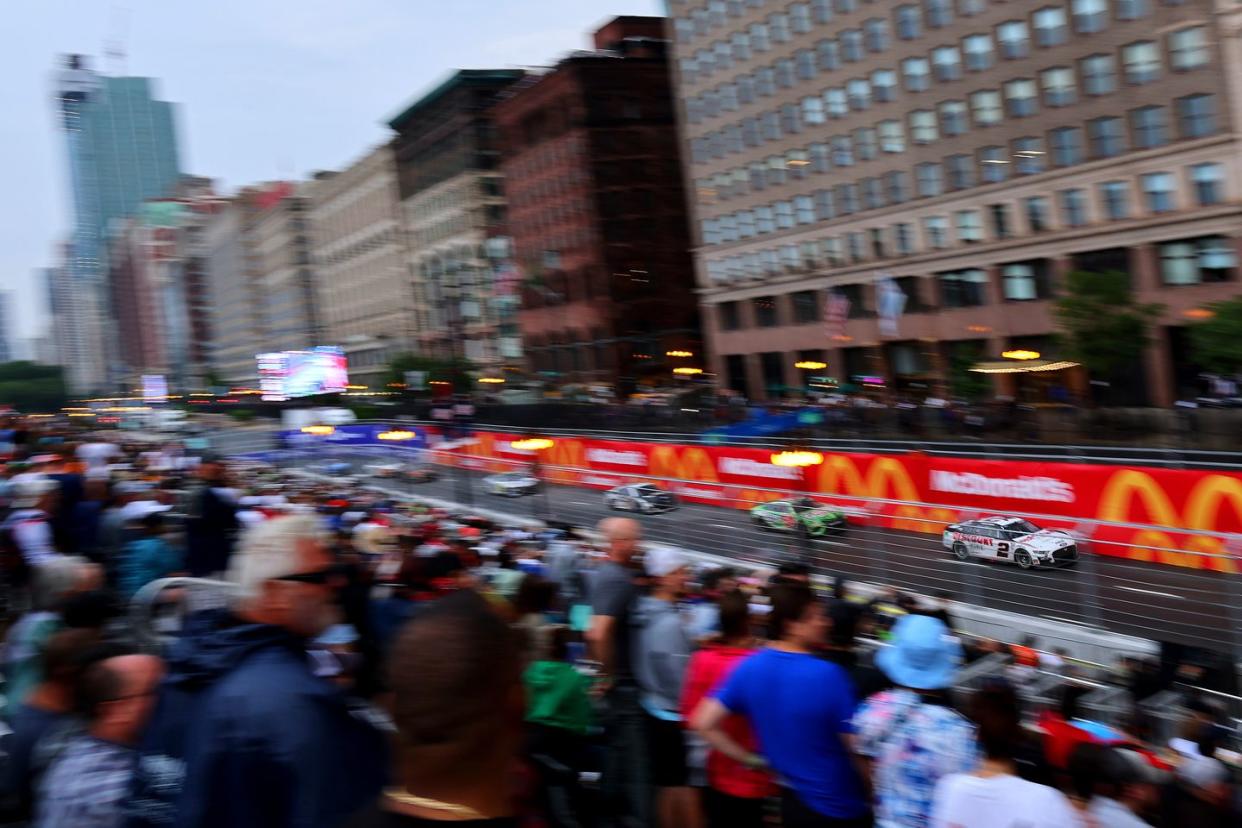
xmin=876 ymin=614 xmax=962 ymax=690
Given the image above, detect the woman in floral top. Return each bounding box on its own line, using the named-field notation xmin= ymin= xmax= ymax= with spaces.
xmin=852 ymin=615 xmax=978 ymax=828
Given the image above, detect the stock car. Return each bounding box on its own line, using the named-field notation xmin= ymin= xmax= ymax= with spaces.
xmin=365 ymin=461 xmax=405 ymax=479
xmin=310 ymin=460 xmax=353 ymax=477
xmin=942 ymin=517 xmax=1079 ymax=569
xmin=484 ymin=471 xmax=541 ymax=497
xmin=750 ymin=497 xmax=848 ymax=536
xmin=603 ymin=483 xmax=678 ymax=514
xmin=403 ymin=464 xmax=440 ymax=484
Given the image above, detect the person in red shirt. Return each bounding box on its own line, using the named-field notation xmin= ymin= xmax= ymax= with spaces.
xmin=680 ymin=590 xmax=773 ymax=828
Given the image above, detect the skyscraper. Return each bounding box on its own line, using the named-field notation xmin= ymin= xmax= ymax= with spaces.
xmin=0 ymin=292 xmax=12 ymax=364
xmin=53 ymin=53 xmax=183 ymax=393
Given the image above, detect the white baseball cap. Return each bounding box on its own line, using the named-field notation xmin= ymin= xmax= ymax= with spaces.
xmin=644 ymin=546 xmax=688 ymax=578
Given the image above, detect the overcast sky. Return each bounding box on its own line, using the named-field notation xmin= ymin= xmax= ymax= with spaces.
xmin=0 ymin=0 xmax=663 ymax=343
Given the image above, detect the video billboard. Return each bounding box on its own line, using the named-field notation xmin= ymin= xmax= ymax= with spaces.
xmin=258 ymin=346 xmax=349 ymax=401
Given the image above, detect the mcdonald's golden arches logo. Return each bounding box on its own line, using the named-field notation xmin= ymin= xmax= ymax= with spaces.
xmin=648 ymin=446 xmax=719 ymax=483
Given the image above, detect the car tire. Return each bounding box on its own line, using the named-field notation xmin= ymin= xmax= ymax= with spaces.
xmin=752 ymin=516 xmax=767 ymax=530
xmin=1015 ymin=550 xmax=1033 ymax=570
xmin=952 ymin=542 xmax=970 ymax=562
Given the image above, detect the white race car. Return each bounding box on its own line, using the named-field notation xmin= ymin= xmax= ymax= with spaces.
xmin=365 ymin=462 xmax=405 ymax=478
xmin=484 ymin=471 xmax=540 ymax=497
xmin=603 ymin=483 xmax=678 ymax=513
xmin=943 ymin=517 xmax=1078 ymax=569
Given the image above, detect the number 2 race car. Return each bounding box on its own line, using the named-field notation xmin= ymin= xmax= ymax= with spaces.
xmin=943 ymin=516 xmax=1078 ymax=569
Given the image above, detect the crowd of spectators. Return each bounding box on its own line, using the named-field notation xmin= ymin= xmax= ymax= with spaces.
xmin=0 ymin=421 xmax=1234 ymax=827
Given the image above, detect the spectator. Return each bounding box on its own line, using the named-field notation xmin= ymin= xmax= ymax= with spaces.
xmin=34 ymin=653 xmax=164 ymax=828
xmin=632 ymin=546 xmax=698 ymax=828
xmin=524 ymin=625 xmax=594 ymax=827
xmin=853 ymin=615 xmax=977 ymax=827
xmin=587 ymin=516 xmax=649 ymax=828
xmin=930 ymin=683 xmax=1080 ymax=828
xmin=680 ymin=590 xmax=770 ymax=828
xmin=117 ymin=512 xmax=182 ymax=600
xmin=686 ymin=567 xmax=737 ymax=641
xmin=512 ymin=575 xmax=559 ymax=663
xmin=3 ymin=476 xmax=62 ymax=570
xmin=349 ymin=590 xmax=523 ymax=827
xmin=823 ymin=597 xmax=890 ymax=702
xmin=694 ymin=583 xmax=870 ymax=828
xmin=1172 ymin=724 xmax=1232 ymax=826
xmin=128 ymin=515 xmax=387 ymax=828
xmin=183 ymin=457 xmax=239 ymax=578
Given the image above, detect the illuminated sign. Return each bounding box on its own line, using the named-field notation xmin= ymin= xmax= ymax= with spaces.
xmin=1002 ymin=349 xmax=1041 ymax=361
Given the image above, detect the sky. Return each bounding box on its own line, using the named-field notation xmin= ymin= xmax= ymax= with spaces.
xmin=0 ymin=0 xmax=663 ymax=343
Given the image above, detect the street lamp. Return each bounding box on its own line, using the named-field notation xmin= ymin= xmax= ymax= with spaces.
xmin=673 ymin=367 xmax=704 ymax=376
xmin=794 ymin=361 xmax=827 ymax=371
xmin=770 ymin=449 xmax=824 ymax=561
xmin=666 ymin=350 xmax=694 ymax=358
xmin=1001 ymin=350 xmax=1041 ymax=361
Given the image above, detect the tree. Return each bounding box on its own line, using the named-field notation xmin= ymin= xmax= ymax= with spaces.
xmin=0 ymin=362 xmax=69 ymax=413
xmin=1055 ymin=270 xmax=1163 ymax=392
xmin=947 ymin=341 xmax=992 ymax=401
xmin=386 ymin=353 xmax=477 ymax=394
xmin=1188 ymin=296 xmax=1242 ymax=377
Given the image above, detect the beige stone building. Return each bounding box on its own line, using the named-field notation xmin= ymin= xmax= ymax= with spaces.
xmin=670 ymin=0 xmax=1242 ymax=405
xmin=306 ymin=146 xmax=412 ymax=384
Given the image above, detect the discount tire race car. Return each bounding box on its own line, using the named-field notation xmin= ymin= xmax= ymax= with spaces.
xmin=483 ymin=471 xmax=540 ymax=497
xmin=942 ymin=517 xmax=1079 ymax=569
xmin=603 ymin=483 xmax=678 ymax=514
xmin=750 ymin=497 xmax=847 ymax=536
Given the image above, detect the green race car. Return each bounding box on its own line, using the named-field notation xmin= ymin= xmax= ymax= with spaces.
xmin=750 ymin=497 xmax=848 ymax=536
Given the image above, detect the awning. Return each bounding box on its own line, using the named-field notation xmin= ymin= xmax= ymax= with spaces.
xmin=969 ymin=359 xmax=1080 ymax=375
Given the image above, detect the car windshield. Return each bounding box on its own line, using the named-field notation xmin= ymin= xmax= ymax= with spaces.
xmin=1001 ymin=520 xmax=1040 ymax=537
xmin=791 ymin=498 xmax=818 ymax=513
xmin=635 ymin=485 xmax=659 ymax=493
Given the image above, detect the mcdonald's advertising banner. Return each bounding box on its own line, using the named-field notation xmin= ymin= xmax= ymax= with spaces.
xmin=438 ymin=432 xmax=1241 ymax=572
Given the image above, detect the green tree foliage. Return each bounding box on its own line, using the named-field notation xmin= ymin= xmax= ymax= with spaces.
xmin=1188 ymin=296 xmax=1242 ymax=376
xmin=948 ymin=342 xmax=992 ymax=401
xmin=386 ymin=353 xmax=477 ymax=394
xmin=0 ymin=362 xmax=69 ymax=413
xmin=1055 ymin=270 xmax=1163 ymax=383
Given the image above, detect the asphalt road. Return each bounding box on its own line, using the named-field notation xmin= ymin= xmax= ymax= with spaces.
xmin=245 ymin=441 xmax=1241 ymax=657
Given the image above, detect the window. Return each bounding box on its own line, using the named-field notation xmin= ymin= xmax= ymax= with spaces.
xmin=1050 ymin=126 xmax=1082 ymax=166
xmin=865 ymin=18 xmax=891 ymax=52
xmin=1130 ymin=105 xmax=1168 ymax=149
xmin=997 ymin=21 xmax=1030 ymax=59
xmin=802 ymin=95 xmax=827 ymax=125
xmin=1116 ymin=0 xmax=1150 ymax=20
xmin=959 ymin=0 xmax=987 ymax=15
xmin=756 ymin=205 xmax=775 ymax=232
xmin=926 ymin=0 xmax=953 ymax=28
xmin=847 ymin=78 xmax=872 ymax=110
xmin=917 ymin=162 xmax=944 ymax=197
xmin=1159 ymin=237 xmax=1235 ymax=285
xmin=980 ymin=146 xmax=1009 ymax=182
xmin=720 ymin=301 xmax=742 ymax=330
xmin=814 ymin=188 xmax=836 ymax=220
xmin=770 ymin=12 xmax=791 ymax=43
xmin=1059 ymin=188 xmax=1088 ymax=226
xmin=1005 ymin=79 xmax=1038 ymax=117
xmin=756 ymin=67 xmax=776 ymax=96
xmin=1071 ymin=0 xmax=1107 ymax=34
xmin=910 ymin=110 xmax=938 ymax=143
xmin=817 ymin=38 xmax=840 ymax=71
xmin=810 ymin=142 xmax=831 ymax=172
xmin=750 ymin=22 xmax=771 ymax=52
xmin=812 ymin=0 xmax=834 ymax=24
xmin=896 ymin=5 xmax=923 ymax=40
xmin=841 ymin=29 xmax=864 ymax=62
xmin=989 ymin=203 xmax=1013 ymax=238
xmin=1002 ymin=261 xmax=1051 ymax=300
xmin=1170 ymin=27 xmax=1209 ymax=71
xmin=1080 ymin=54 xmax=1116 ymax=96
xmin=964 ymin=34 xmax=994 ymax=71
xmin=836 ymin=0 xmax=859 ymax=12
xmin=879 ymin=119 xmax=905 ymax=152
xmin=1142 ymin=172 xmax=1176 ymax=213
xmin=886 ymin=170 xmax=910 ymax=203
xmin=862 ymin=177 xmax=885 ymax=209
xmin=955 ymin=209 xmax=983 ymax=242
xmin=1190 ymin=162 xmax=1224 ymax=206
xmin=822 ymin=237 xmax=844 ymax=266
xmin=940 ymin=100 xmax=968 ymax=136
xmin=1041 ymin=67 xmax=1076 ymax=107
xmin=903 ymin=58 xmax=931 ymax=92
xmin=946 ymin=154 xmax=975 ymax=190
xmin=847 ymin=232 xmax=865 ymax=262
xmin=938 ymin=269 xmax=988 ymax=307
xmin=796 ymin=49 xmax=817 ymax=81
xmin=1025 ymin=196 xmax=1051 ymax=231
xmin=840 ymin=183 xmax=861 ymax=213
xmin=1178 ymin=94 xmax=1216 ymax=138
xmin=776 ymin=59 xmax=796 ymax=88
xmin=872 ymin=69 xmax=898 ymax=102
xmin=924 ymin=215 xmax=949 ymax=248
xmin=795 ymin=194 xmax=816 ymax=224
xmin=832 ymin=134 xmax=854 ymax=166
xmin=1088 ymin=117 xmax=1126 ymax=158
xmin=1123 ymin=42 xmax=1161 ymax=85
xmin=792 ymin=290 xmax=821 ymax=324
xmin=1098 ymin=181 xmax=1130 ymax=220
xmin=776 ymin=200 xmax=796 ymax=229
xmin=933 ymin=46 xmax=963 ymax=82
xmin=1033 ymin=7 xmax=1068 ymax=47
xmin=753 ymin=296 xmax=779 ymax=327
xmin=894 ymin=223 xmax=916 ymax=255
xmin=826 ymin=88 xmax=848 ymax=118
xmin=855 ymin=127 xmax=879 ymax=160
xmin=791 ymin=2 xmax=813 ymax=33
xmin=971 ymin=90 xmax=1003 ymax=125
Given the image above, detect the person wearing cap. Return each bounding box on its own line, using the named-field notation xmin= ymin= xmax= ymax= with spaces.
xmin=632 ymin=545 xmax=699 ymax=828
xmin=852 ymin=614 xmax=978 ymax=828
xmin=2 ymin=475 xmax=62 ymax=570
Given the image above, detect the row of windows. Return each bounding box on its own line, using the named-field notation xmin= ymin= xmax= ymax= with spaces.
xmin=696 ymin=91 xmax=1216 ymax=204
xmin=699 ymin=100 xmax=1218 ymax=244
xmin=678 ymin=0 xmax=1179 ymax=85
xmin=702 ymin=163 xmax=1228 ymax=278
xmin=685 ymin=14 xmax=1206 ymax=127
xmin=688 ymin=31 xmax=1209 ymax=164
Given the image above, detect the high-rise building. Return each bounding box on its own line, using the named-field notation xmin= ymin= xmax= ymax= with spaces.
xmin=306 ymin=147 xmax=412 ymax=384
xmin=251 ymin=184 xmax=320 ymax=356
xmin=0 ymin=292 xmax=12 ymax=364
xmin=389 ymin=69 xmax=527 ymax=370
xmin=203 ymin=198 xmax=258 ymax=386
xmin=667 ymin=0 xmax=1242 ymax=405
xmin=53 ymin=53 xmax=182 ymax=393
xmin=495 ymin=17 xmax=701 ymax=391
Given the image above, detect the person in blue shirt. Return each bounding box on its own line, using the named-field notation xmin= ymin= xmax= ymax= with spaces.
xmin=692 ymin=582 xmax=871 ymax=828
xmin=118 ymin=512 xmax=183 ymax=599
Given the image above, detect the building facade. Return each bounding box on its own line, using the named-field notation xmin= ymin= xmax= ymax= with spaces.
xmin=251 ymin=185 xmax=320 ymax=356
xmin=495 ymin=17 xmax=702 ymax=392
xmin=389 ymin=69 xmax=526 ymax=370
xmin=306 ymin=147 xmax=412 ymax=384
xmin=0 ymin=292 xmax=12 ymax=364
xmin=669 ymin=0 xmax=1242 ymax=405
xmin=203 ymin=199 xmax=259 ymax=386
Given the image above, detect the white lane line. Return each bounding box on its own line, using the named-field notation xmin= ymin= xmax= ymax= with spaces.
xmin=1117 ymin=585 xmax=1183 ymax=601
xmin=710 ymin=523 xmax=735 ymax=530
xmin=1042 ymin=616 xmax=1098 ymax=627
xmin=566 ymin=501 xmax=595 ymax=507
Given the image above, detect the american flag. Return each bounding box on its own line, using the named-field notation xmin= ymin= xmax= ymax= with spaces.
xmin=824 ymin=290 xmax=850 ymax=342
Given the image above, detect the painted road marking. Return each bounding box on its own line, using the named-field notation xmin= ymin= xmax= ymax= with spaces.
xmin=1117 ymin=585 xmax=1183 ymax=601
xmin=710 ymin=523 xmax=735 ymax=530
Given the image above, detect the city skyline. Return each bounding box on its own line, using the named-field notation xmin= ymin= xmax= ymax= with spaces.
xmin=0 ymin=0 xmax=661 ymax=342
